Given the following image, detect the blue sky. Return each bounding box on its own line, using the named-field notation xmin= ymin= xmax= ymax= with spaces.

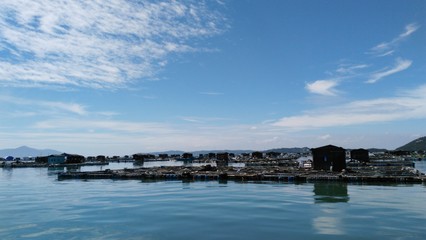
xmin=0 ymin=0 xmax=425 ymax=156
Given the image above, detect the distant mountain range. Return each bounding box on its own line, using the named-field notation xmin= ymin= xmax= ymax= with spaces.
xmin=3 ymin=137 xmax=424 ymax=158
xmin=0 ymin=146 xmax=61 ymax=158
xmin=263 ymin=147 xmax=311 ymax=154
xmin=396 ymin=136 xmax=426 ymax=151
xmin=365 ymin=148 xmax=389 ymax=153
xmin=149 ymin=149 xmax=254 ymax=156
xmin=150 ymin=147 xmax=311 ymax=156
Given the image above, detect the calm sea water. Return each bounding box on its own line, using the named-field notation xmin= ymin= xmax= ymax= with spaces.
xmin=0 ymin=162 xmax=425 ymax=240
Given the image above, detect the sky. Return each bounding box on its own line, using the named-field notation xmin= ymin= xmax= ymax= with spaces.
xmin=0 ymin=0 xmax=425 ymax=156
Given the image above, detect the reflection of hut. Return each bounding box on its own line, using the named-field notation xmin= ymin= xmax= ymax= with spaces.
xmin=350 ymin=149 xmax=369 ymax=162
xmin=314 ymin=183 xmax=349 ymax=203
xmin=312 ymin=145 xmax=346 ymax=172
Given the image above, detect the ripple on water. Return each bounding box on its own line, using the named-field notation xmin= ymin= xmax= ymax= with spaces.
xmin=1 ymin=167 xmax=426 ymax=240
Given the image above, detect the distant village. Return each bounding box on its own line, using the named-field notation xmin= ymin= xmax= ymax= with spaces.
xmin=2 ymin=143 xmax=425 ymax=183
xmin=1 ymin=144 xmax=424 ymax=172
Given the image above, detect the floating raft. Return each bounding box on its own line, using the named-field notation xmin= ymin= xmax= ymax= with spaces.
xmin=57 ymin=165 xmax=426 ymax=183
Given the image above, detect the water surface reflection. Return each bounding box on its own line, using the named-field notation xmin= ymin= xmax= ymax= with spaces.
xmin=312 ymin=182 xmax=349 ymax=235
xmin=314 ymin=182 xmax=349 ymax=203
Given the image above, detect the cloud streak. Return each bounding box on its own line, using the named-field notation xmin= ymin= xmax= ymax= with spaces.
xmin=0 ymin=95 xmax=87 ymax=115
xmin=368 ymin=23 xmax=420 ymax=57
xmin=273 ymin=84 xmax=426 ymax=129
xmin=306 ymin=23 xmax=418 ymax=95
xmin=0 ymin=0 xmax=227 ymax=89
xmin=305 ymin=79 xmax=340 ymax=96
xmin=33 ymin=118 xmax=179 ymax=135
xmin=366 ymin=58 xmax=412 ymax=83
xmin=199 ymin=92 xmax=224 ymax=95
xmin=335 ymin=64 xmax=369 ymax=75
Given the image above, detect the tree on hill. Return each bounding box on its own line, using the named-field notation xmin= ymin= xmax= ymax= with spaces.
xmin=396 ymin=136 xmax=426 ymax=151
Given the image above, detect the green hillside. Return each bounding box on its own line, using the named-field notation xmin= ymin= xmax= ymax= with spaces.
xmin=396 ymin=136 xmax=426 ymax=151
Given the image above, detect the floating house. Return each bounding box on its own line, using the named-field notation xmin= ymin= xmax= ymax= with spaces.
xmin=312 ymin=145 xmax=346 ymax=172
xmin=133 ymin=154 xmax=155 ymax=162
xmin=216 ymin=152 xmax=229 ymax=167
xmin=35 ymin=156 xmax=48 ymax=163
xmin=266 ymin=152 xmax=280 ymax=159
xmin=350 ymin=149 xmax=369 ymax=162
xmin=182 ymin=153 xmax=193 ymax=159
xmin=216 ymin=152 xmax=229 ymax=161
xmin=65 ymin=153 xmax=85 ymax=164
xmin=251 ymin=151 xmax=263 ymax=159
xmin=96 ymin=155 xmax=106 ymax=162
xmin=48 ymin=155 xmax=66 ymax=164
xmin=47 ymin=153 xmax=85 ymax=165
xmin=389 ymin=150 xmax=411 ymax=157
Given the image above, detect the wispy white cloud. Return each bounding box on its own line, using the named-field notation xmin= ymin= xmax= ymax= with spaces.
xmin=335 ymin=64 xmax=369 ymax=75
xmin=178 ymin=116 xmax=232 ymax=123
xmin=96 ymin=111 xmax=119 ymax=117
xmin=368 ymin=23 xmax=420 ymax=57
xmin=199 ymin=92 xmax=224 ymax=95
xmin=305 ymin=79 xmax=340 ymax=96
xmin=308 ymin=23 xmax=418 ymax=93
xmin=0 ymin=0 xmax=227 ymax=89
xmin=375 ymin=50 xmax=395 ymax=57
xmin=366 ymin=58 xmax=412 ymax=83
xmin=273 ymin=84 xmax=426 ymax=129
xmin=33 ymin=118 xmax=178 ymax=134
xmin=399 ymin=23 xmax=420 ymax=38
xmin=318 ymin=134 xmax=331 ymax=140
xmin=306 ymin=62 xmax=369 ymax=96
xmin=0 ymin=95 xmax=87 ymax=115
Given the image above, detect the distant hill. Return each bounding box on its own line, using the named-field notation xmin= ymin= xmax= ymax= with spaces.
xmin=0 ymin=146 xmax=62 ymax=158
xmin=148 ymin=150 xmax=185 ymax=156
xmin=367 ymin=148 xmax=389 ymax=153
xmin=192 ymin=148 xmax=311 ymax=155
xmin=192 ymin=150 xmax=254 ymax=156
xmin=149 ymin=150 xmax=255 ymax=156
xmin=396 ymin=136 xmax=426 ymax=151
xmin=149 ymin=148 xmax=311 ymax=156
xmin=263 ymin=147 xmax=311 ymax=154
